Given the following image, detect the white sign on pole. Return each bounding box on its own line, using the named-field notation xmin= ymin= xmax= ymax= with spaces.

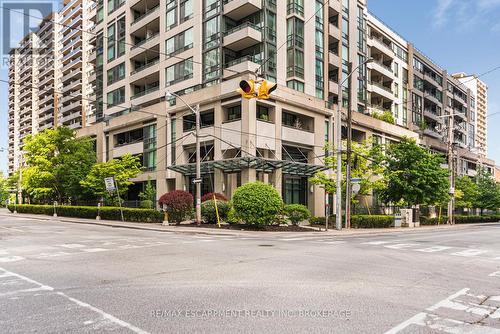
xmin=104 ymin=177 xmax=116 ymax=192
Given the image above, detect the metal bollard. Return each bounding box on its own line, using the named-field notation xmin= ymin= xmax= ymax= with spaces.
xmin=96 ymin=203 xmax=101 ymax=221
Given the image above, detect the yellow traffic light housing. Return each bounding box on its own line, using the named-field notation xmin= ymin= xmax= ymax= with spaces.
xmin=257 ymin=80 xmax=277 ymax=100
xmin=237 ymin=80 xmax=256 ymax=99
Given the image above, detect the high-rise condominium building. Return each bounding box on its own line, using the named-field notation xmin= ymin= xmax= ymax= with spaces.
xmin=7 ymin=0 xmax=95 ymax=175
xmin=453 ymin=72 xmax=488 ymax=156
xmin=8 ymin=0 xmax=494 ymax=215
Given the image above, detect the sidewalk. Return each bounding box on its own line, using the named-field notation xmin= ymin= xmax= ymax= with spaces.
xmin=0 ymin=210 xmax=497 ymax=238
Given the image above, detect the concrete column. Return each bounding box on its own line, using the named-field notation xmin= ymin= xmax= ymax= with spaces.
xmin=240 ymin=98 xmax=257 ymax=184
xmin=156 ymin=115 xmax=168 ymax=203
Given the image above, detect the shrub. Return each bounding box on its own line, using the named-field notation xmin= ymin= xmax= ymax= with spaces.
xmin=6 ymin=205 xmax=163 ymax=223
xmin=232 ymin=182 xmax=283 ymax=225
xmin=351 ymin=215 xmax=393 ymax=228
xmin=201 ymin=192 xmax=228 ymax=203
xmin=140 ymin=200 xmax=154 ymax=209
xmin=283 ymin=204 xmax=311 ymax=226
xmin=201 ymin=200 xmax=231 ymax=224
xmin=226 ymin=207 xmax=240 ymax=224
xmin=419 ymin=215 xmax=500 ymax=225
xmin=158 ymin=190 xmax=193 ymax=224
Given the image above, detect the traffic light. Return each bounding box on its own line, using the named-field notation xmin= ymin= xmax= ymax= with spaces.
xmin=238 ymin=80 xmax=256 ymax=99
xmin=257 ymin=80 xmax=277 ymax=100
xmin=237 ymin=79 xmax=277 ymax=99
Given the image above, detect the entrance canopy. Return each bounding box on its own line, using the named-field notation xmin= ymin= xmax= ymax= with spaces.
xmin=168 ymin=157 xmax=327 ymax=177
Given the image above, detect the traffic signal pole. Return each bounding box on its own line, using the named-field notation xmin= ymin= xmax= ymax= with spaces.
xmin=195 ymin=104 xmax=202 ymax=226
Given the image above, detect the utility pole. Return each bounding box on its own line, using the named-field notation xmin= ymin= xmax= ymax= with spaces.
xmin=194 ymin=104 xmax=202 ymax=226
xmin=335 ymin=78 xmax=343 ymax=231
xmin=345 ymin=63 xmax=353 ymax=229
xmin=447 ymin=108 xmax=455 ymax=225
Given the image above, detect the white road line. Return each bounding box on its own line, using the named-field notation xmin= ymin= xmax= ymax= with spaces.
xmin=384 ymin=312 xmax=428 ymax=334
xmin=363 ymin=241 xmax=391 ymax=245
xmin=385 ymin=243 xmax=419 ymax=250
xmin=83 ymin=248 xmax=107 ymax=253
xmin=0 ymin=250 xmax=8 ymax=255
xmin=451 ymin=249 xmax=488 ymax=257
xmin=415 ymin=246 xmax=453 ymax=253
xmin=0 ymin=226 xmax=25 ymax=232
xmin=58 ymin=244 xmax=85 ymax=249
xmin=489 ymin=271 xmax=500 ymax=277
xmin=0 ymin=256 xmax=25 ymax=263
xmin=0 ymin=267 xmax=149 ymax=334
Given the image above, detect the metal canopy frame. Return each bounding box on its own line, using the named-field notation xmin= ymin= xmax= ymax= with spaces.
xmin=167 ymin=157 xmax=326 ymax=177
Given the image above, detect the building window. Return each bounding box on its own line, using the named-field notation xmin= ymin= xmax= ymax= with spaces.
xmin=107 ymin=63 xmax=125 ymax=84
xmin=226 ymin=105 xmax=241 ymax=121
xmin=180 ymin=0 xmax=193 ymax=22
xmin=143 ymin=124 xmax=157 ymax=171
xmin=287 ymin=80 xmax=304 ymax=92
xmin=287 ymin=17 xmax=304 ymax=80
xmin=107 ymin=87 xmax=125 ymax=107
xmin=166 ymin=58 xmax=194 ymax=86
xmin=116 ymin=128 xmax=143 ymax=146
xmin=166 ymin=28 xmax=194 ymax=56
xmin=166 ymin=7 xmax=177 ymax=31
xmin=108 ymin=0 xmax=125 ymax=14
xmin=257 ymin=105 xmax=270 ymax=121
xmin=183 ymin=110 xmax=215 ymax=131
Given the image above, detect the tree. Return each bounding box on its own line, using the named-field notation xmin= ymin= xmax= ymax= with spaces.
xmin=380 ymin=137 xmax=449 ymax=207
xmin=21 ymin=127 xmax=96 ymax=203
xmin=455 ymin=176 xmax=479 ymax=210
xmin=138 ymin=178 xmax=156 ymax=208
xmin=474 ymin=167 xmax=500 ymax=214
xmin=80 ymin=154 xmax=143 ymax=202
xmin=0 ymin=172 xmax=10 ymax=204
xmin=310 ymin=138 xmax=385 ymax=203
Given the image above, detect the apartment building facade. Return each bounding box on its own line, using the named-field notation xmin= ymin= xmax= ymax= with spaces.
xmin=453 ymin=72 xmax=488 ymax=157
xmin=8 ymin=0 xmax=493 ymax=215
xmin=7 ymin=1 xmax=95 ymax=175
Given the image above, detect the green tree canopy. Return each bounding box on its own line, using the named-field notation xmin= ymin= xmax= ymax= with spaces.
xmin=80 ymin=154 xmax=143 ymax=201
xmin=455 ymin=176 xmax=479 ymax=209
xmin=21 ymin=127 xmax=96 ymax=203
xmin=310 ymin=138 xmax=385 ymax=202
xmin=379 ymin=137 xmax=449 ymax=207
xmin=474 ymin=167 xmax=500 ymax=213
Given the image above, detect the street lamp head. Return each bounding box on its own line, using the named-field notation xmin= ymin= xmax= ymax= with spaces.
xmin=365 ymin=58 xmax=375 ymax=64
xmin=165 ymin=91 xmax=173 ymax=98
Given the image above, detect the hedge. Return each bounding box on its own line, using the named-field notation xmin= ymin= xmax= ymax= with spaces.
xmin=7 ymin=205 xmax=163 ymax=223
xmin=420 ymin=215 xmax=500 ymax=225
xmin=310 ymin=215 xmax=393 ymax=228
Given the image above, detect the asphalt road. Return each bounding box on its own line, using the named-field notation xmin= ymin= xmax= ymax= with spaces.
xmin=0 ymin=214 xmax=499 ymax=334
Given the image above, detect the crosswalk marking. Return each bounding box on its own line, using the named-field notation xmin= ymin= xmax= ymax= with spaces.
xmin=451 ymin=249 xmax=488 ymax=257
xmin=415 ymin=246 xmax=452 ymax=253
xmin=83 ymin=248 xmax=107 ymax=253
xmin=363 ymin=241 xmax=391 ymax=245
xmin=0 ymin=256 xmax=25 ymax=263
xmin=385 ymin=288 xmax=500 ymax=333
xmin=489 ymin=271 xmax=500 ymax=277
xmin=58 ymin=244 xmax=85 ymax=249
xmin=384 ymin=243 xmax=418 ymax=249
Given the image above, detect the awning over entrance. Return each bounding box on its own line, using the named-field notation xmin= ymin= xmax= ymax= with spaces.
xmin=167 ymin=157 xmax=327 ymax=177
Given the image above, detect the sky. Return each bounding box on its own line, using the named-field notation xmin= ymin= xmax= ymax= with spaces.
xmin=0 ymin=1 xmax=499 ymax=174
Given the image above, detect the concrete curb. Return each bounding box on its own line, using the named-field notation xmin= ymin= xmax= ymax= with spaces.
xmin=1 ymin=211 xmax=498 ymax=238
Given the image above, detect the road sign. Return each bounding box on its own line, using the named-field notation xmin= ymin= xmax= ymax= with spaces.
xmin=192 ymin=178 xmax=202 ymax=184
xmin=104 ymin=177 xmax=116 ymax=191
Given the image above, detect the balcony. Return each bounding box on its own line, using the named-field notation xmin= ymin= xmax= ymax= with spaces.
xmin=220 ymin=120 xmax=242 ymax=150
xmin=423 ymin=92 xmax=441 ymax=105
xmin=368 ymin=81 xmax=394 ymax=101
xmin=282 ymin=126 xmax=314 ymax=146
xmin=223 ymin=22 xmax=262 ymax=51
xmin=131 ymin=4 xmax=160 ymax=26
xmin=328 ymin=79 xmax=339 ymax=95
xmin=328 ymin=51 xmax=340 ymax=67
xmin=329 ymin=22 xmax=340 ymax=39
xmin=223 ymin=56 xmax=260 ymax=78
xmin=223 ymin=0 xmax=262 ymax=21
xmin=423 ymin=128 xmax=443 ymax=140
xmin=62 ymin=79 xmax=82 ymax=93
xmin=61 ymin=100 xmax=82 ymax=114
xmin=423 ymin=109 xmax=442 ymax=122
xmin=130 ymin=32 xmax=160 ymax=58
xmin=113 ymin=141 xmax=144 ymax=159
xmin=368 ymin=59 xmax=394 ymax=80
xmin=368 ymin=35 xmax=394 ymax=58
xmin=256 ymin=119 xmax=276 ymax=150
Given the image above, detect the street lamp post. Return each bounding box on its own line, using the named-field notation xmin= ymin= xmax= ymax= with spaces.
xmin=335 ymin=58 xmax=373 ymax=231
xmin=166 ymin=91 xmax=202 ymax=225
